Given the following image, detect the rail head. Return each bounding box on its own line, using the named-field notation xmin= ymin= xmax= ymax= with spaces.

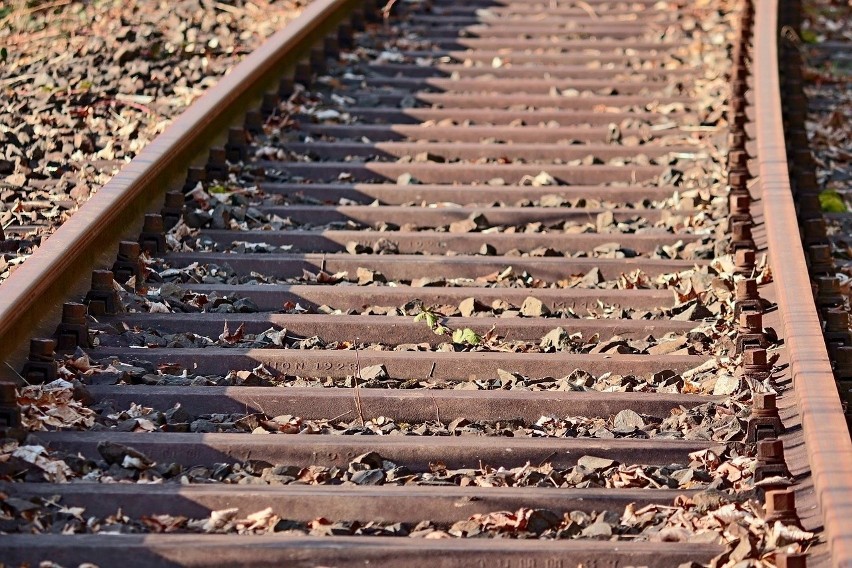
xmin=0 ymin=0 xmax=364 ymax=369
xmin=754 ymin=1 xmax=852 ymax=565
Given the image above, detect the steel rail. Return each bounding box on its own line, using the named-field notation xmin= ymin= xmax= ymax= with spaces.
xmin=754 ymin=1 xmax=852 ymax=565
xmin=0 ymin=0 xmax=361 ymax=368
xmin=0 ymin=0 xmax=845 ymax=564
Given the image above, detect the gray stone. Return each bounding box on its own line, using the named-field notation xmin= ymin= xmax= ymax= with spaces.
xmin=359 ymin=364 xmax=389 ymax=381
xmin=350 ymin=468 xmax=385 ymax=485
xmin=712 ymin=374 xmax=741 ymax=396
xmin=613 ymin=409 xmax=645 ymax=431
xmin=521 ymin=296 xmax=549 ymax=317
xmin=577 ymin=455 xmax=616 ymax=471
xmin=580 ymin=521 xmax=613 ymax=539
xmin=540 ymin=327 xmax=568 ymax=351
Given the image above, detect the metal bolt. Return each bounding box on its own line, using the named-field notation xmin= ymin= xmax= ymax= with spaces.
xmin=161 ymin=192 xmax=184 ymax=230
xmin=54 ymin=302 xmax=90 ymax=350
xmin=757 ymin=439 xmax=784 ymax=461
xmin=735 ymin=248 xmax=756 ymax=275
xmin=163 ymin=192 xmax=183 ymax=210
xmin=245 ymin=110 xmax=264 ymax=135
xmin=0 ymin=381 xmax=15 ymax=405
xmin=816 ymin=276 xmax=843 ymax=307
xmin=795 ymin=170 xmax=818 ymax=195
xmin=337 ymin=22 xmax=354 ymax=48
xmin=21 ymin=338 xmax=58 ymax=384
xmin=754 ymin=392 xmax=777 ymax=412
xmin=730 ymin=193 xmax=750 ymax=214
xmin=350 ymin=9 xmax=365 ymax=31
xmin=808 ymin=245 xmax=834 ymax=274
xmin=206 ymin=147 xmax=228 ymax=180
xmin=741 ymin=347 xmax=771 ymax=381
xmin=91 ymin=269 xmax=115 ymax=291
xmin=728 ymin=131 xmax=746 ymax=152
xmin=736 ymin=311 xmax=768 ymax=354
xmin=748 ymin=392 xmax=784 ymax=442
xmin=789 ymin=128 xmax=809 ymax=150
xmin=828 ymin=341 xmax=844 ymax=360
xmin=118 ymin=241 xmax=139 ymax=258
xmin=739 ymin=312 xmax=762 ymax=334
xmin=29 ymin=338 xmax=56 ymax=361
xmin=744 ymin=347 xmax=768 ymax=368
xmin=729 ymin=170 xmax=751 ymax=195
xmin=62 ymin=302 xmax=87 ymax=325
xmin=734 ymin=278 xmax=764 ymax=318
xmin=796 ymin=194 xmax=822 ymax=219
xmin=730 ymin=96 xmax=747 ymax=114
xmin=733 ymin=221 xmax=752 ymax=240
xmin=309 ymin=46 xmax=325 ymax=76
xmin=784 ymin=108 xmax=807 ymax=129
xmin=112 ymin=241 xmax=142 ymax=288
xmin=791 ymin=148 xmax=815 ymax=170
xmin=278 ymin=77 xmax=294 ymax=98
xmin=764 ymin=489 xmax=801 ymax=527
xmin=324 ymin=35 xmax=339 ymax=58
xmin=0 ymin=380 xmax=21 ymax=428
xmin=755 ymin=439 xmax=790 ymax=482
xmin=730 ymin=221 xmax=755 ymax=253
xmin=736 ymin=279 xmax=759 ymax=301
xmin=728 ymin=150 xmax=748 ymax=173
xmin=731 ymin=61 xmax=748 ymax=82
xmin=184 ymin=167 xmax=207 ymax=192
xmin=729 ymin=150 xmax=748 ymax=171
xmin=294 ymin=61 xmax=313 ymax=87
xmin=143 ymin=214 xmax=164 ymax=234
xmin=208 ymin=146 xmax=226 ymax=167
xmin=825 ymin=309 xmax=849 ymax=333
xmin=261 ymin=92 xmax=279 ymax=116
xmin=85 ymin=270 xmax=119 ymax=316
xmin=225 ymin=127 xmax=247 ymax=163
xmin=823 ymin=308 xmax=852 ymax=346
xmin=139 ymin=214 xmax=166 ymax=255
xmin=775 ymin=553 xmax=807 ymax=568
xmin=834 ymin=346 xmax=852 ymax=380
xmin=801 ymin=218 xmax=827 ymax=246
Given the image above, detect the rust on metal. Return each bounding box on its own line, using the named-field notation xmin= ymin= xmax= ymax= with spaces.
xmin=754 ymin=0 xmax=852 ymax=561
xmin=0 ymin=0 xmax=366 ymax=366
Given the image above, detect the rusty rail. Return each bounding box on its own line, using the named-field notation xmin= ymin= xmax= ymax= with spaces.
xmin=0 ymin=0 xmax=848 ymax=565
xmin=754 ymin=0 xmax=852 ymax=565
xmin=0 ymin=0 xmax=362 ymax=368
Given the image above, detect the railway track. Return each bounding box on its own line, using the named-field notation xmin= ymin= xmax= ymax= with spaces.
xmin=1 ymin=0 xmax=851 ymax=566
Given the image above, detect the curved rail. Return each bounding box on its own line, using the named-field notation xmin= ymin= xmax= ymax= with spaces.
xmin=754 ymin=0 xmax=852 ymax=564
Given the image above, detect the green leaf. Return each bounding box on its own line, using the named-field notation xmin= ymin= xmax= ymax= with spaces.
xmin=425 ymin=312 xmax=438 ymax=329
xmin=452 ymin=328 xmax=481 ymax=345
xmin=800 ymin=29 xmax=819 ymax=44
xmin=819 ymin=190 xmax=847 ymax=213
xmin=415 ymin=308 xmax=443 ymax=332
